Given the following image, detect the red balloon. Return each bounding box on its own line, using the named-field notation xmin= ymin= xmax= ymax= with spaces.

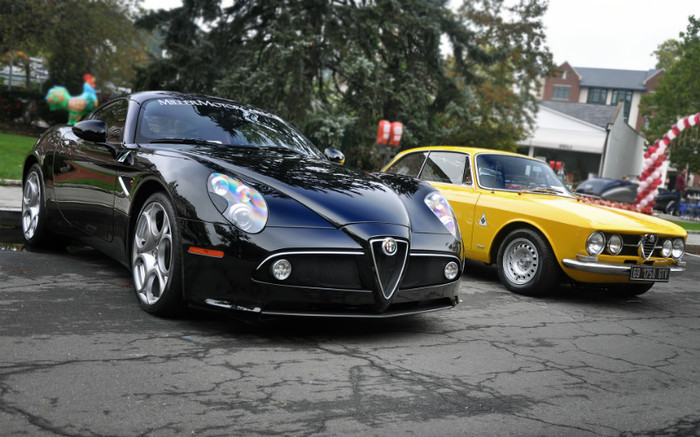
xmin=388 ymin=122 xmax=403 ymax=147
xmin=376 ymin=120 xmax=390 ymax=145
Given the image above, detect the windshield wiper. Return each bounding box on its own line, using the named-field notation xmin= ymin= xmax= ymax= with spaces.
xmin=520 ymin=187 xmax=564 ymax=195
xmin=150 ymin=138 xmax=223 ymax=146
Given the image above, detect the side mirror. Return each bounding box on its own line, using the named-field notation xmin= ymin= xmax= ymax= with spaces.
xmin=72 ymin=120 xmax=107 ymax=143
xmin=324 ymin=148 xmax=345 ymax=165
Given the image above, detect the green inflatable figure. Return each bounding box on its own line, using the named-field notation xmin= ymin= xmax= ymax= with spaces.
xmin=45 ymin=74 xmax=99 ymax=125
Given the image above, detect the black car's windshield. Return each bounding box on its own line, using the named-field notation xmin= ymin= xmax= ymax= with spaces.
xmin=475 ymin=153 xmax=573 ymax=197
xmin=135 ymin=98 xmax=324 ymax=158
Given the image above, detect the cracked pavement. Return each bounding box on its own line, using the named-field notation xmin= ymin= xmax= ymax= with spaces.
xmin=0 ymin=245 xmax=699 ymax=436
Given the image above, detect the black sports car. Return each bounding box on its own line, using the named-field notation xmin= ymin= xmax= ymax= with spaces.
xmin=22 ymin=91 xmax=462 ymax=318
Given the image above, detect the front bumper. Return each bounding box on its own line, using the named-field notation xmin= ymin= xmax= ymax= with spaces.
xmin=562 ymin=256 xmax=686 ymax=276
xmin=180 ymin=219 xmax=462 ymax=318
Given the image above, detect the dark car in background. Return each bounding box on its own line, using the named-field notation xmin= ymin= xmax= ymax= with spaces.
xmin=21 ymin=91 xmax=463 ymax=319
xmin=575 ymin=177 xmax=698 ymax=215
xmin=575 ymin=178 xmax=638 ymax=205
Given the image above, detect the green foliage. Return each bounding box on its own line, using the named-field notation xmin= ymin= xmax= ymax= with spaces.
xmin=135 ymin=0 xmax=553 ymax=170
xmin=0 ymin=0 xmax=149 ymax=94
xmin=653 ymin=39 xmax=683 ymax=71
xmin=641 ymin=16 xmax=700 ymax=173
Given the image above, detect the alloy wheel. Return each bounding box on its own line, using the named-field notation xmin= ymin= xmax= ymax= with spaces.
xmin=132 ymin=202 xmax=173 ymax=305
xmin=22 ymin=171 xmax=42 ymax=240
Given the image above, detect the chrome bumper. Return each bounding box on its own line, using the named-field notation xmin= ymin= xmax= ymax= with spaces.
xmin=562 ymin=257 xmax=686 ymax=276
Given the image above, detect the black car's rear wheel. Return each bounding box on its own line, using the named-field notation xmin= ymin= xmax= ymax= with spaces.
xmin=497 ymin=228 xmax=559 ymax=296
xmin=131 ymin=192 xmax=184 ymax=316
xmin=22 ymin=164 xmax=50 ymax=246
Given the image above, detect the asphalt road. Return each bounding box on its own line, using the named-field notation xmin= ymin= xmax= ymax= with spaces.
xmin=1 ymin=239 xmax=699 ymax=436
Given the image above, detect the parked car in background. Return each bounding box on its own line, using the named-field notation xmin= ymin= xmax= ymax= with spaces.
xmin=383 ymin=146 xmax=687 ymax=297
xmin=575 ymin=177 xmax=638 ymax=205
xmin=655 ymin=187 xmax=700 ymax=215
xmin=22 ymin=91 xmax=463 ymax=319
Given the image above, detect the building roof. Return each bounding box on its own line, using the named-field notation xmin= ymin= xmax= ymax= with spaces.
xmin=539 ymin=100 xmax=618 ymax=128
xmin=572 ymin=66 xmax=660 ymax=91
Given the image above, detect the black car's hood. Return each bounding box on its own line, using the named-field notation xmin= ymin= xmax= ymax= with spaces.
xmin=176 ymin=145 xmax=411 ymax=228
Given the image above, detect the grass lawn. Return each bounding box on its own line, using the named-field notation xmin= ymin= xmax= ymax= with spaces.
xmin=0 ymin=131 xmax=36 ymax=181
xmin=671 ymin=220 xmax=700 ymax=232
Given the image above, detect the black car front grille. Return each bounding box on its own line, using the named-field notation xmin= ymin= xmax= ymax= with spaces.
xmin=254 ymin=246 xmax=460 ymax=293
xmin=255 ymin=253 xmax=364 ymax=289
xmin=369 ymin=238 xmax=409 ymax=299
xmin=400 ymin=255 xmax=460 ymax=288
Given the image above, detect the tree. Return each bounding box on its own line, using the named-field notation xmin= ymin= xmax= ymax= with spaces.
xmin=448 ymin=0 xmax=554 ymax=149
xmin=640 ymin=16 xmax=700 ymax=173
xmin=653 ymin=39 xmax=682 ymax=71
xmin=135 ymin=0 xmax=553 ymax=169
xmin=0 ymin=0 xmax=149 ymax=94
xmin=0 ymin=0 xmax=48 ymax=90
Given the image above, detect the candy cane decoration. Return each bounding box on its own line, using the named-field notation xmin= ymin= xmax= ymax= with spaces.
xmin=634 ymin=113 xmax=700 ymax=212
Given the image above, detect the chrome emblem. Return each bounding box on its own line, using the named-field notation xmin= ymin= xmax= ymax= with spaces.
xmin=638 ymin=234 xmax=657 ymax=260
xmin=382 ymin=238 xmax=398 ymax=256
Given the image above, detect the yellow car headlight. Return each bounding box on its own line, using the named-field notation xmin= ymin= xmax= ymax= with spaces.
xmin=607 ymin=234 xmax=623 ymax=255
xmin=672 ymin=238 xmax=685 ymax=259
xmin=586 ymin=231 xmax=605 ymax=256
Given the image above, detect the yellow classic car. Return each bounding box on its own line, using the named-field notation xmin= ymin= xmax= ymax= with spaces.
xmin=382 ymin=146 xmax=687 ymax=296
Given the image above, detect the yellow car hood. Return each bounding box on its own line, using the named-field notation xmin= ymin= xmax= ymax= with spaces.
xmin=528 ymin=195 xmax=687 ymax=236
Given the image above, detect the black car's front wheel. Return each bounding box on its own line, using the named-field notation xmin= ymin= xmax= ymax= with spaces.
xmin=496 ymin=228 xmax=559 ymax=296
xmin=131 ymin=192 xmax=184 ymax=316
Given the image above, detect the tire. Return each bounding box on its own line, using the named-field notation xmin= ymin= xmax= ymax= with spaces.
xmin=496 ymin=228 xmax=559 ymax=296
xmin=612 ymin=283 xmax=653 ymax=297
xmin=131 ymin=192 xmax=185 ymax=316
xmin=21 ymin=164 xmax=51 ymax=246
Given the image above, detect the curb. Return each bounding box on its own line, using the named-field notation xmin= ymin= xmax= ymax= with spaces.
xmin=0 ymin=179 xmax=22 ymax=187
xmin=0 ymin=209 xmax=21 ymax=226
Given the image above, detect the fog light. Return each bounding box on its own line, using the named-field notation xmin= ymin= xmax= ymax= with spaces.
xmin=271 ymin=259 xmax=291 ymax=280
xmin=444 ymin=261 xmax=459 ymax=280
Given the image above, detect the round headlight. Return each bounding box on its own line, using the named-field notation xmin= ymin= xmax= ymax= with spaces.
xmin=271 ymin=259 xmax=292 ymax=281
xmin=444 ymin=261 xmax=459 ymax=280
xmin=607 ymin=234 xmax=623 ymax=255
xmin=586 ymin=231 xmax=605 ymax=256
xmin=672 ymin=238 xmax=685 ymax=259
xmin=207 ymin=173 xmax=268 ymax=233
xmin=661 ymin=239 xmax=673 ymax=258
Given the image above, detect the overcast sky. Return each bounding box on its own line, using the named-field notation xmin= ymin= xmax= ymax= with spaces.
xmin=141 ymin=0 xmax=698 ymax=71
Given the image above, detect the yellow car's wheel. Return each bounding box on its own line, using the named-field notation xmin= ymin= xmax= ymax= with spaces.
xmin=497 ymin=228 xmax=558 ymax=296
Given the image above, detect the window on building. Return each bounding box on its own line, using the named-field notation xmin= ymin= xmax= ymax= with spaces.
xmin=611 ymin=89 xmax=633 ymax=122
xmin=586 ymin=88 xmax=607 ymax=105
xmin=552 ymin=86 xmax=570 ymax=100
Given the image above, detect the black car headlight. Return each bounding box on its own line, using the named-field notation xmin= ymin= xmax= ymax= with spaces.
xmin=207 ymin=173 xmax=268 ymax=233
xmin=424 ymin=191 xmax=458 ymax=239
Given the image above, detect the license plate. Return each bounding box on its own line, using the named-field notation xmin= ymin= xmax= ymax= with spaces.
xmin=629 ymin=266 xmax=670 ymax=282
